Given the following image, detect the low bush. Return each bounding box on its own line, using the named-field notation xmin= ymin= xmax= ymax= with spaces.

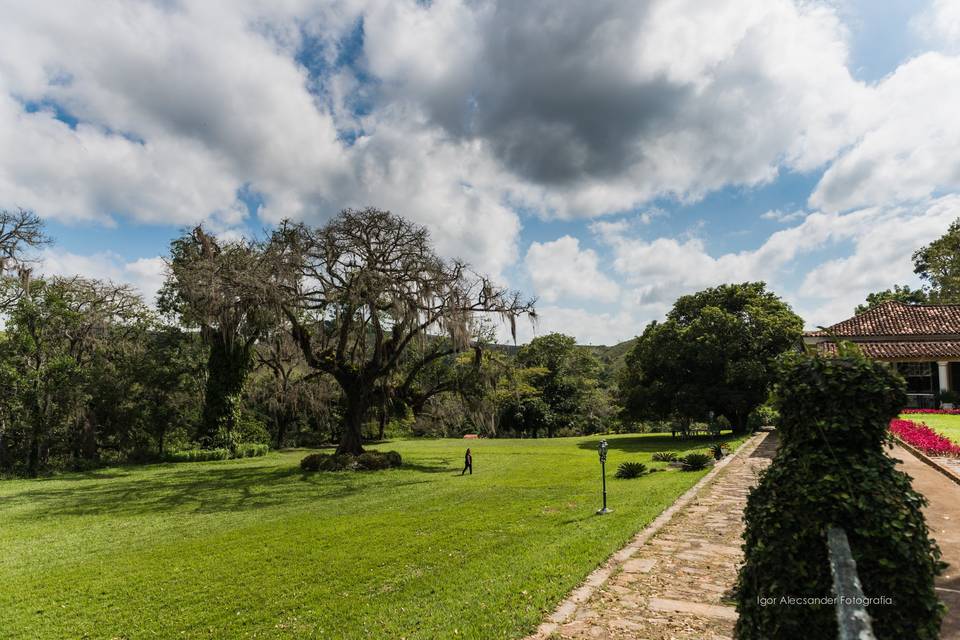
xmin=708 ymin=442 xmax=729 ymax=460
xmin=680 ymin=453 xmax=710 ymax=471
xmin=614 ymin=461 xmax=647 ymax=479
xmin=235 ymin=443 xmax=269 ymax=458
xmin=164 ymin=448 xmax=231 ymax=463
xmin=299 ymin=453 xmax=326 ymax=472
xmin=890 ymin=419 xmax=960 ymax=457
xmin=300 ymin=450 xmax=402 ymax=472
xmin=651 ymin=451 xmax=678 ymax=462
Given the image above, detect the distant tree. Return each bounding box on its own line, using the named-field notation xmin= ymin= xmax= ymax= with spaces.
xmin=619 ymin=282 xmax=802 ymax=434
xmin=267 ymin=208 xmax=535 ymax=455
xmin=160 ymin=227 xmax=277 ymax=447
xmin=516 ymin=333 xmax=603 ymax=436
xmin=855 ymin=285 xmax=929 ymax=314
xmin=2 ymin=276 xmax=148 ymax=475
xmin=914 ymin=218 xmax=960 ymax=302
xmin=0 ymin=209 xmax=49 ymax=311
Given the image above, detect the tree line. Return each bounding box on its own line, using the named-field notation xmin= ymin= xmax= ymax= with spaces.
xmin=1 ymin=206 xmax=817 ymax=477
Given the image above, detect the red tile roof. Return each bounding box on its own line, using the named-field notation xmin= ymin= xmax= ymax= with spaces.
xmin=816 ymin=340 xmax=960 ymax=359
xmin=804 ymin=301 xmax=960 ymax=337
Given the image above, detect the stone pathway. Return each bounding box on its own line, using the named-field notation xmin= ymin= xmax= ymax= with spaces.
xmin=893 ymin=445 xmax=960 ymax=640
xmin=532 ymin=431 xmax=777 ymax=640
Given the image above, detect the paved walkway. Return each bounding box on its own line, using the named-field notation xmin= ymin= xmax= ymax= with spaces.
xmin=532 ymin=431 xmax=777 ymax=640
xmin=892 ymin=445 xmax=960 ymax=640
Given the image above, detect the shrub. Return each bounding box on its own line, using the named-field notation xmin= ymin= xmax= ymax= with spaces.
xmin=708 ymin=442 xmax=728 ymax=460
xmin=890 ymin=419 xmax=960 ymax=457
xmin=614 ymin=461 xmax=647 ymax=479
xmin=300 ymin=450 xmax=402 ymax=472
xmin=164 ymin=448 xmax=231 ymax=463
xmin=680 ymin=453 xmax=710 ymax=471
xmin=234 ymin=415 xmax=271 ymax=445
xmin=300 ymin=453 xmax=325 ymax=472
xmin=235 ymin=443 xmax=269 ymax=458
xmin=356 ymin=451 xmax=391 ymax=470
xmin=651 ymin=451 xmax=678 ymax=462
xmin=384 ymin=450 xmax=403 ymax=468
xmin=735 ymin=353 xmax=944 ymax=640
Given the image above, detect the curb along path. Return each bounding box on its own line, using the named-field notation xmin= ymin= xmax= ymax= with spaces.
xmin=529 ymin=431 xmax=777 ymax=640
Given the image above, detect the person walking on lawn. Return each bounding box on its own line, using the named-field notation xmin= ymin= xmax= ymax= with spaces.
xmin=461 ymin=448 xmax=473 ymax=475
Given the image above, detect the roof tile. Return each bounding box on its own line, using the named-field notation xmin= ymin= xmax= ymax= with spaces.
xmin=804 ymin=301 xmax=960 ymax=337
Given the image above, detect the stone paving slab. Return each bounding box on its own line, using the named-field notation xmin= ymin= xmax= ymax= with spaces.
xmin=529 ymin=431 xmax=776 ymax=640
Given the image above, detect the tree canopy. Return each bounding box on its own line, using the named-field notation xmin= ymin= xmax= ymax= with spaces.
xmin=914 ymin=218 xmax=960 ymax=302
xmin=618 ymin=282 xmax=802 ymax=433
xmin=266 ymin=208 xmax=535 ymax=455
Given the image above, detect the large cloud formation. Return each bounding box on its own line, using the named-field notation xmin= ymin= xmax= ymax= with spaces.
xmin=2 ymin=0 xmax=959 ymax=341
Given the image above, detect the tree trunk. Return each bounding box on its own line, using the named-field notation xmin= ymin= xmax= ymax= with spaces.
xmin=200 ymin=339 xmax=251 ymax=445
xmin=81 ymin=413 xmax=98 ymax=461
xmin=28 ymin=425 xmax=40 ymax=478
xmin=337 ymin=389 xmax=368 ymax=456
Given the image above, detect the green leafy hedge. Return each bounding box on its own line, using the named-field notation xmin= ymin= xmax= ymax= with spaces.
xmin=735 ymin=353 xmax=944 ymax=639
xmin=163 ymin=443 xmax=269 ymax=463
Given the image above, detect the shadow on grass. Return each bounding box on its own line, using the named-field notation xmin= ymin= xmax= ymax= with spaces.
xmin=576 ymin=432 xmax=742 ymax=455
xmin=5 ymin=456 xmax=450 ymax=521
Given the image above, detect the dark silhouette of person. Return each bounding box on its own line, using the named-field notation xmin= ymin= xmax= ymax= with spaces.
xmin=461 ymin=448 xmax=473 ymax=475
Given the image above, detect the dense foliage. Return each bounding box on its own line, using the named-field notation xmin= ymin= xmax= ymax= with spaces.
xmin=619 ymin=282 xmax=802 ymax=433
xmin=735 ymin=354 xmax=944 ymax=639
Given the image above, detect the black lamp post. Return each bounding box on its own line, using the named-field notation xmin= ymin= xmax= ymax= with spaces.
xmin=596 ymin=439 xmax=611 ymax=515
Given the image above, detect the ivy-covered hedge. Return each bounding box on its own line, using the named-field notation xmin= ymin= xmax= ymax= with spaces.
xmin=735 ymin=353 xmax=945 ymax=640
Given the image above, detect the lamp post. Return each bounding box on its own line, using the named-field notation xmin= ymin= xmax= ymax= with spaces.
xmin=596 ymin=439 xmax=611 ymax=515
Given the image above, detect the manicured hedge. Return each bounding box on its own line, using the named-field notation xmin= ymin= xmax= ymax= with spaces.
xmin=735 ymin=353 xmax=945 ymax=640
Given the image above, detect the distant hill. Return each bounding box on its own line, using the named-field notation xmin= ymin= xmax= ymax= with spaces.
xmin=581 ymin=338 xmax=637 ymax=374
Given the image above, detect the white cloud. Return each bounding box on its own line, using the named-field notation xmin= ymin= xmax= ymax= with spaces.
xmin=515 ymin=305 xmax=639 ymax=346
xmin=810 ymin=53 xmax=960 ymax=213
xmin=913 ymin=0 xmax=960 ymax=50
xmin=761 ymin=209 xmax=806 ymax=223
xmin=525 ymin=236 xmax=619 ymax=303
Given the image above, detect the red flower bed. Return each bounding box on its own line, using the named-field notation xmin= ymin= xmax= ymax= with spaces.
xmin=889 ymin=419 xmax=960 ymax=457
xmin=901 ymin=408 xmax=960 ymax=415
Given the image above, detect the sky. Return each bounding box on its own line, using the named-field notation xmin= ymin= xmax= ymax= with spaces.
xmin=2 ymin=0 xmax=960 ymax=345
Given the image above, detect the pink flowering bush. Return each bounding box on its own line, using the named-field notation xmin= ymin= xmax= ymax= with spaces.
xmin=901 ymin=408 xmax=960 ymax=415
xmin=890 ymin=419 xmax=960 ymax=457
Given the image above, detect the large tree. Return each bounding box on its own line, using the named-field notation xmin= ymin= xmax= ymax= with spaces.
xmin=913 ymin=218 xmax=960 ymax=302
xmin=267 ymin=208 xmax=535 ymax=455
xmin=619 ymin=282 xmax=802 ymax=433
xmin=160 ymin=227 xmax=277 ymax=446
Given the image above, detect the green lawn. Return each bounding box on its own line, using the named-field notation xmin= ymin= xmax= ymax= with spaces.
xmin=900 ymin=412 xmax=960 ymax=445
xmin=0 ymin=432 xmax=745 ymax=639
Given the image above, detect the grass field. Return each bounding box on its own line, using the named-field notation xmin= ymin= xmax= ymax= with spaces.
xmin=0 ymin=432 xmax=746 ymax=639
xmin=900 ymin=412 xmax=960 ymax=444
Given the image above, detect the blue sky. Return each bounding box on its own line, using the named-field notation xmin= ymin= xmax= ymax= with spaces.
xmin=3 ymin=0 xmax=960 ymax=344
